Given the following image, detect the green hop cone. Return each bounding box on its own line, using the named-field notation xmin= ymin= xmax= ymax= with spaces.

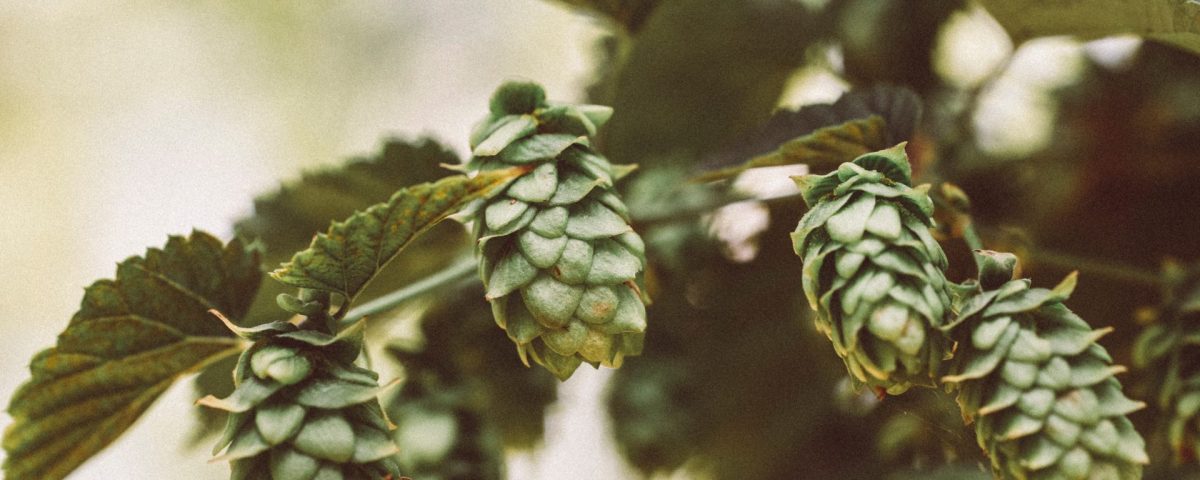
xmin=463 ymin=81 xmax=648 ymax=380
xmin=200 ymin=305 xmax=400 ymax=480
xmin=791 ymin=143 xmax=952 ymax=394
xmin=1133 ymin=263 xmax=1200 ymax=463
xmin=943 ymin=251 xmax=1148 ymax=480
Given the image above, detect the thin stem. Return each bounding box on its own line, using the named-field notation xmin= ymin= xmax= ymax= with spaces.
xmin=960 ymin=221 xmax=985 ymax=252
xmin=341 ymin=255 xmax=478 ymax=326
xmin=960 ymin=220 xmax=988 ymax=276
xmin=333 ymin=187 xmax=801 ymax=327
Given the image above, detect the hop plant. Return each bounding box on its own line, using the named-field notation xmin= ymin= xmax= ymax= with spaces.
xmin=1133 ymin=262 xmax=1200 ymax=463
xmin=199 ymin=291 xmax=401 ymax=480
xmin=462 ymin=81 xmax=649 ymax=380
xmin=791 ymin=143 xmax=952 ymax=393
xmin=943 ymin=251 xmax=1148 ymax=480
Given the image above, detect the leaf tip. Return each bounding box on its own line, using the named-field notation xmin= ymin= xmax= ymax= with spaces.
xmin=209 ymin=309 xmax=240 ymax=335
xmin=1051 ymin=270 xmax=1079 ymax=299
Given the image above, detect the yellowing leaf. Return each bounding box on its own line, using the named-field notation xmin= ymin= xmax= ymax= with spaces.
xmin=3 ymin=231 xmax=262 ymax=480
xmin=979 ymin=0 xmax=1200 ymax=56
xmin=271 ymin=169 xmax=524 ymax=301
xmin=693 ymin=115 xmax=888 ymax=183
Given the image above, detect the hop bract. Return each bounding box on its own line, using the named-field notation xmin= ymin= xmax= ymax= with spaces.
xmin=944 ymin=251 xmax=1148 ymax=480
xmin=791 ymin=144 xmax=951 ymax=393
xmin=199 ymin=317 xmax=400 ymax=480
xmin=464 ymin=81 xmax=648 ymax=380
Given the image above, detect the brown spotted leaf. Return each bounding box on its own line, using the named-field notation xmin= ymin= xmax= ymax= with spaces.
xmin=271 ymin=170 xmax=524 ymax=302
xmin=3 ymin=231 xmax=261 ymax=480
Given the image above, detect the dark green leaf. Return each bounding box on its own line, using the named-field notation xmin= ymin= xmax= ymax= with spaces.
xmin=192 ymin=138 xmax=470 ymax=445
xmin=703 ymin=86 xmax=922 ymax=172
xmin=694 ymin=116 xmax=888 ymax=183
xmin=271 ymin=169 xmax=525 ymax=301
xmin=237 ymin=138 xmax=460 ymax=263
xmin=604 ymin=0 xmax=825 ymax=169
xmin=3 ymin=231 xmax=261 ymax=480
xmin=235 ymin=138 xmax=472 ymax=326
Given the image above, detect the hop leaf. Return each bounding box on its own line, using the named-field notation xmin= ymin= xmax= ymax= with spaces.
xmin=272 ymin=170 xmax=524 ymax=301
xmin=235 ymin=137 xmax=470 ymax=326
xmin=200 ymin=318 xmax=401 ymax=480
xmin=791 ymin=144 xmax=952 ymax=393
xmin=701 ymin=84 xmax=922 ymax=177
xmin=693 ymin=115 xmax=888 ymax=183
xmin=188 ymin=139 xmax=471 ymax=446
xmin=943 ymin=251 xmax=1148 ymax=480
xmin=465 ymin=81 xmax=648 ymax=380
xmin=3 ymin=231 xmax=261 ymax=480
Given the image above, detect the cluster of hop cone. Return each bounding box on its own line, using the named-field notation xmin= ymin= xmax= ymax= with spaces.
xmin=201 ymin=82 xmax=1149 ymax=480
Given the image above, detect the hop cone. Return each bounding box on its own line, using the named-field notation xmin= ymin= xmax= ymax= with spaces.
xmin=200 ymin=302 xmax=400 ymax=480
xmin=791 ymin=143 xmax=952 ymax=393
xmin=464 ymin=81 xmax=648 ymax=380
xmin=1133 ymin=263 xmax=1200 ymax=462
xmin=943 ymin=251 xmax=1148 ymax=480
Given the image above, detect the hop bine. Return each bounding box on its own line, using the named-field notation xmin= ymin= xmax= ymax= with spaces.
xmin=791 ymin=144 xmax=952 ymax=394
xmin=459 ymin=81 xmax=649 ymax=380
xmin=199 ymin=290 xmax=401 ymax=480
xmin=943 ymin=251 xmax=1148 ymax=480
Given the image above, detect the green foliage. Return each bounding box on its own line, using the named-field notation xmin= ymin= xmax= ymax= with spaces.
xmin=3 ymin=231 xmax=262 ymax=480
xmin=694 ymin=115 xmax=888 ymax=183
xmin=1133 ymin=263 xmax=1200 ymax=463
xmin=792 ymin=145 xmax=953 ymax=394
xmin=466 ymin=81 xmax=648 ymax=380
xmin=978 ymin=0 xmax=1200 ymax=56
xmin=236 ymin=138 xmax=462 ymax=265
xmin=608 ymin=193 xmax=890 ymax=480
xmin=700 ymin=85 xmax=922 ymax=179
xmin=944 ymin=252 xmax=1148 ymax=480
xmin=602 ymin=0 xmax=825 ymax=169
xmin=192 ymin=138 xmax=470 ymax=443
xmin=236 ymin=138 xmax=469 ymax=313
xmin=200 ymin=316 xmax=401 ymax=479
xmin=194 ymin=139 xmax=526 ymax=479
xmin=272 ymin=169 xmax=524 ymax=301
xmin=834 ymin=0 xmax=964 ymax=90
xmin=10 ymin=2 xmax=1191 ymax=476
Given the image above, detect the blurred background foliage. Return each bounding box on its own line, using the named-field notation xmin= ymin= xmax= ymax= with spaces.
xmin=4 ymin=0 xmax=1200 ymax=479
